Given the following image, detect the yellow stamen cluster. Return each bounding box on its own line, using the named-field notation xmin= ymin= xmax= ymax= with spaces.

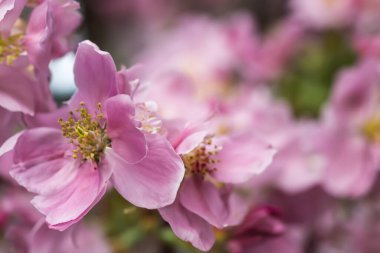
xmin=0 ymin=34 xmax=25 ymax=64
xmin=181 ymin=136 xmax=221 ymax=176
xmin=58 ymin=102 xmax=110 ymax=163
xmin=362 ymin=117 xmax=380 ymax=143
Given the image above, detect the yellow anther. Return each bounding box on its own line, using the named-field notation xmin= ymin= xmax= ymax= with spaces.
xmin=181 ymin=136 xmax=222 ymax=177
xmin=0 ymin=34 xmax=25 ymax=65
xmin=58 ymin=102 xmax=110 ymax=163
xmin=363 ymin=117 xmax=380 ymax=143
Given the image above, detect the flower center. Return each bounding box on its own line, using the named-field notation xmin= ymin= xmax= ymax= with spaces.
xmin=58 ymin=102 xmax=110 ymax=163
xmin=135 ymin=102 xmax=162 ymax=134
xmin=0 ymin=34 xmax=25 ymax=65
xmin=362 ymin=117 xmax=380 ymax=143
xmin=181 ymin=136 xmax=222 ymax=176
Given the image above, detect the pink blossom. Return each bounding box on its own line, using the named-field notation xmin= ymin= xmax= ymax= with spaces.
xmin=262 ymin=122 xmax=327 ymax=194
xmin=8 ymin=40 xmax=185 ymax=230
xmin=24 ymin=0 xmax=82 ymax=73
xmin=0 ymin=0 xmax=81 ymax=78
xmin=290 ymin=0 xmax=359 ymax=29
xmin=159 ymin=122 xmax=275 ymax=251
xmin=321 ymin=60 xmax=380 ymax=197
xmin=229 ymin=17 xmax=304 ymax=82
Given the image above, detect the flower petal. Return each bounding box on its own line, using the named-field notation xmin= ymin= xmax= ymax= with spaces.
xmin=0 ymin=65 xmax=35 ymax=115
xmin=179 ymin=177 xmax=230 ymax=228
xmin=71 ymin=40 xmax=117 ymax=113
xmin=213 ymin=132 xmax=276 ymax=184
xmin=0 ymin=0 xmax=25 ymax=35
xmin=24 ymin=105 xmax=70 ymax=129
xmin=321 ymin=133 xmax=377 ymax=198
xmin=12 ymin=128 xmax=68 ymax=164
xmin=106 ymin=133 xmax=185 ymax=209
xmin=159 ymin=199 xmax=215 ymax=251
xmin=106 ymin=94 xmax=147 ymax=163
xmin=31 ymin=162 xmax=106 ymax=231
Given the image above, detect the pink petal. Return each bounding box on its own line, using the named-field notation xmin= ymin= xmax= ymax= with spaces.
xmin=0 ymin=131 xmax=23 ymax=157
xmin=106 ymin=94 xmax=147 ymax=163
xmin=213 ymin=132 xmax=276 ymax=184
xmin=159 ymin=199 xmax=215 ymax=251
xmin=175 ymin=130 xmax=208 ymax=154
xmin=71 ymin=40 xmax=117 ymax=113
xmin=24 ymin=105 xmax=70 ymax=129
xmin=116 ymin=64 xmax=144 ymax=96
xmin=322 ymin=134 xmax=377 ymax=198
xmin=11 ymin=157 xmax=77 ymax=195
xmin=0 ymin=131 xmax=23 ymax=182
xmin=0 ymin=65 xmax=35 ymax=115
xmin=31 ymin=162 xmax=106 ymax=231
xmin=12 ymin=128 xmax=68 ymax=164
xmin=106 ymin=133 xmax=185 ymax=209
xmin=179 ymin=177 xmax=229 ymax=229
xmin=0 ymin=0 xmax=25 ymax=35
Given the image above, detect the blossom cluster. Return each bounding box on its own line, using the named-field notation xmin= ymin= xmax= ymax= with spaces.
xmin=1 ymin=0 xmax=380 ymax=252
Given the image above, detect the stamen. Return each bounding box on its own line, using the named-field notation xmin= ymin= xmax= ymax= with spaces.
xmin=0 ymin=34 xmax=25 ymax=65
xmin=362 ymin=117 xmax=380 ymax=143
xmin=181 ymin=136 xmax=222 ymax=176
xmin=135 ymin=102 xmax=162 ymax=134
xmin=58 ymin=102 xmax=110 ymax=163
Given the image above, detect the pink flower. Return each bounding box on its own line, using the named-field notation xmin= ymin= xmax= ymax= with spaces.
xmin=159 ymin=122 xmax=275 ymax=251
xmin=8 ymin=40 xmax=185 ymax=230
xmin=0 ymin=0 xmax=81 ymax=78
xmin=290 ymin=0 xmax=359 ymax=29
xmin=320 ymin=60 xmax=380 ymax=197
xmin=25 ymin=0 xmax=82 ymax=72
xmin=224 ymin=15 xmax=304 ymax=83
xmin=261 ymin=121 xmax=327 ymax=194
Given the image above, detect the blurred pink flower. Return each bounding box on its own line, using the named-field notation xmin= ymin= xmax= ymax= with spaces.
xmin=230 ymin=17 xmax=304 ymax=82
xmin=7 ymin=40 xmax=185 ymax=230
xmin=159 ymin=122 xmax=275 ymax=251
xmin=321 ymin=60 xmax=380 ymax=197
xmin=263 ymin=122 xmax=327 ymax=194
xmin=290 ymin=0 xmax=359 ymax=29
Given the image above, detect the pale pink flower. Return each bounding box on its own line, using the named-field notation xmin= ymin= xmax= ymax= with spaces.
xmin=159 ymin=122 xmax=275 ymax=251
xmin=321 ymin=60 xmax=380 ymax=197
xmin=7 ymin=40 xmax=185 ymax=230
xmin=290 ymin=0 xmax=359 ymax=29
xmin=263 ymin=122 xmax=327 ymax=194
